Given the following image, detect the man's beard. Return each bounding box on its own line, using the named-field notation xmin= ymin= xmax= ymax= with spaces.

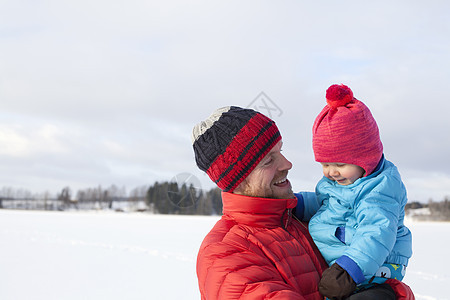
xmin=235 ymin=175 xmax=294 ymax=199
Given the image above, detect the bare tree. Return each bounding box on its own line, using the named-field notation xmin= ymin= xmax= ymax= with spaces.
xmin=58 ymin=187 xmax=72 ymax=209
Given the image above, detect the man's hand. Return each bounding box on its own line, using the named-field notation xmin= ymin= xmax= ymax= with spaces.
xmin=318 ymin=263 xmax=356 ymax=300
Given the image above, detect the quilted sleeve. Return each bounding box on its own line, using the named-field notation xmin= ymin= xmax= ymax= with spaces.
xmin=342 ymin=175 xmax=404 ymax=279
xmin=197 ymin=221 xmax=309 ymax=300
xmin=294 ymin=192 xmax=321 ymax=221
xmin=197 ymin=242 xmax=308 ymax=299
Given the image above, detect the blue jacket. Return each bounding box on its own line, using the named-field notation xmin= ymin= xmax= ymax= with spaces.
xmin=295 ymin=157 xmax=412 ymax=284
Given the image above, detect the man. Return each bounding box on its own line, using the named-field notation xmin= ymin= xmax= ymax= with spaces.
xmin=192 ymin=106 xmax=414 ymax=300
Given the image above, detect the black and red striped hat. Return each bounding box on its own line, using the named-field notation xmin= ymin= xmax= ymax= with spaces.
xmin=192 ymin=106 xmax=281 ymax=192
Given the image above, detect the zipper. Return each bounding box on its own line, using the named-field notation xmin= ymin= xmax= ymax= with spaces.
xmin=285 ymin=208 xmax=292 ymax=229
xmin=292 ymin=213 xmax=308 ymax=231
xmin=281 ymin=208 xmax=293 ymax=230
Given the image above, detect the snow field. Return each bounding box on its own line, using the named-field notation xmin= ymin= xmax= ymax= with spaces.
xmin=0 ymin=210 xmax=448 ymax=300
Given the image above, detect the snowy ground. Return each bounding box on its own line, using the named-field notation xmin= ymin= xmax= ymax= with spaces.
xmin=0 ymin=210 xmax=448 ymax=300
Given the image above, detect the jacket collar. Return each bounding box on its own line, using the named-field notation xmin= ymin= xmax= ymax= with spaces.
xmin=221 ymin=192 xmax=297 ymax=228
xmin=369 ymin=154 xmax=385 ymax=176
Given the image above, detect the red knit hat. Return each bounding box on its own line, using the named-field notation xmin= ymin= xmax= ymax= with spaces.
xmin=192 ymin=106 xmax=281 ymax=192
xmin=312 ymin=84 xmax=383 ymax=176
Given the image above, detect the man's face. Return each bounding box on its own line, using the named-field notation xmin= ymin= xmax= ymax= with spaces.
xmin=234 ymin=140 xmax=294 ymax=199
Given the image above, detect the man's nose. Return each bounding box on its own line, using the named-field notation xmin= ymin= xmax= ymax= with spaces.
xmin=279 ymin=154 xmax=292 ymax=171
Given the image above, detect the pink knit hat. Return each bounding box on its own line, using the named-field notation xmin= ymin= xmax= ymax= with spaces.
xmin=312 ymin=84 xmax=383 ymax=176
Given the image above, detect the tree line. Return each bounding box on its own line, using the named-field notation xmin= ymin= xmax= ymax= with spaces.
xmin=147 ymin=181 xmax=222 ymax=215
xmin=405 ymin=198 xmax=450 ymax=221
xmin=2 ymin=184 xmax=450 ymax=220
xmin=0 ymin=182 xmax=223 ymax=215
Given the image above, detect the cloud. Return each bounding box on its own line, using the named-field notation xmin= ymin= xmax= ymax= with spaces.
xmin=0 ymin=0 xmax=449 ymax=201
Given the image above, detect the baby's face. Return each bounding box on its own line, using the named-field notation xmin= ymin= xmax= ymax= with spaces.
xmin=320 ymin=163 xmax=365 ymax=185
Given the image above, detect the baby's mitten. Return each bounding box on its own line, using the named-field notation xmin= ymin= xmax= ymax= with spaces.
xmin=319 ymin=263 xmax=356 ymax=300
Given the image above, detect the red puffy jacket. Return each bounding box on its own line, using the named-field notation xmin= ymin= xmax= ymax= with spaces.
xmin=196 ymin=192 xmax=415 ymax=299
xmin=197 ymin=192 xmax=328 ymax=299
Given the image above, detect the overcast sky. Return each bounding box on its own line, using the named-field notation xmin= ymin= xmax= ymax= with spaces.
xmin=1 ymin=0 xmax=449 ymax=202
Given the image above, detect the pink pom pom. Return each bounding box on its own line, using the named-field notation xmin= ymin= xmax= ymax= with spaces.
xmin=325 ymin=84 xmax=354 ymax=109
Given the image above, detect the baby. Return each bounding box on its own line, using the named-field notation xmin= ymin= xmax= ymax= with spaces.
xmin=295 ymin=84 xmax=412 ymax=299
